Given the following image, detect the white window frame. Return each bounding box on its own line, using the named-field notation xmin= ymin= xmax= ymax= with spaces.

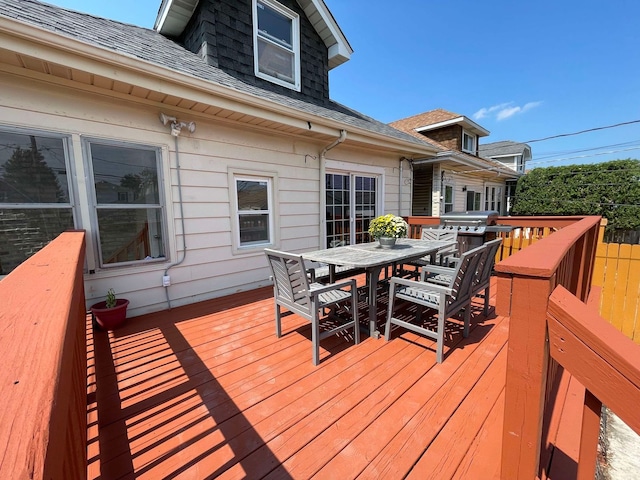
xmin=462 ymin=130 xmax=477 ymax=154
xmin=484 ymin=184 xmax=504 ymax=214
xmin=229 ymin=169 xmax=278 ymax=253
xmin=253 ymin=0 xmax=301 ymax=91
xmin=84 ymin=138 xmax=168 ymax=269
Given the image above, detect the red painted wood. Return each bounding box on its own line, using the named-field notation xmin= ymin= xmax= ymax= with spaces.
xmin=501 ymin=275 xmax=553 ymax=479
xmin=548 ymin=288 xmax=640 ymax=434
xmin=577 ymin=391 xmax=601 ymax=480
xmin=452 ymin=390 xmax=505 ymax=479
xmin=0 ymin=232 xmax=87 ymax=480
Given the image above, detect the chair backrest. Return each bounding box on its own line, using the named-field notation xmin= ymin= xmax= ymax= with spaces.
xmin=421 ymin=228 xmax=458 ymax=262
xmin=264 ymin=249 xmax=313 ymax=318
xmin=473 ymin=239 xmax=503 ymax=290
xmin=420 ymin=227 xmax=458 ymax=244
xmin=447 ymin=244 xmax=485 ymax=310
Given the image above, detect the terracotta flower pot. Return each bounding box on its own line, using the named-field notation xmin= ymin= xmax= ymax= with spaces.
xmin=90 ymin=299 xmax=129 ymax=331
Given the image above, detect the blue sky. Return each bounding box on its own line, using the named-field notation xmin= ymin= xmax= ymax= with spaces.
xmin=44 ymin=0 xmax=640 ymax=167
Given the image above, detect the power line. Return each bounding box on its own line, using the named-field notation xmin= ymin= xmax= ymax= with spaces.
xmin=477 ymin=119 xmax=640 ymax=155
xmin=524 ymin=119 xmax=640 ymax=144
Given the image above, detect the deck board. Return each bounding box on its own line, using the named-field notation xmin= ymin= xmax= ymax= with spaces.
xmin=87 ymin=278 xmax=580 ymax=479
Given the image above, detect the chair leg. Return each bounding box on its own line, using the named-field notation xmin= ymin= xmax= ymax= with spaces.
xmin=436 ymin=302 xmax=446 ymax=363
xmin=463 ymin=301 xmax=471 ymax=337
xmin=484 ymin=285 xmax=490 ymax=316
xmin=384 ymin=285 xmax=396 ymax=341
xmin=275 ymin=303 xmax=282 ymax=338
xmin=352 ymin=291 xmax=360 ymax=345
xmin=312 ymin=309 xmax=320 ymax=366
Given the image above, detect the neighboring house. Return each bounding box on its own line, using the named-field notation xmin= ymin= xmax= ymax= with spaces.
xmin=478 ymin=140 xmax=531 ymax=174
xmin=0 ymin=0 xmax=440 ymax=315
xmin=390 ymin=109 xmax=521 ymax=216
xmin=479 ymin=140 xmax=532 ymax=212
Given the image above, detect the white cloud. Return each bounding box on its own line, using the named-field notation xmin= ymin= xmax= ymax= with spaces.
xmin=473 ymin=101 xmax=543 ymax=121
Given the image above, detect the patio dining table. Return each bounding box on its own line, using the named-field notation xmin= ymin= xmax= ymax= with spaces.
xmin=302 ymin=238 xmax=454 ymax=338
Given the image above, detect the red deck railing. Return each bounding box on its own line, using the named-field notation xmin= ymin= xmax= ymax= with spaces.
xmin=494 ymin=216 xmax=603 ymax=479
xmin=0 ymin=231 xmax=87 ymax=479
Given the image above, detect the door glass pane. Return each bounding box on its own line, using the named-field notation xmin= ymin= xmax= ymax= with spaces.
xmin=355 ymin=175 xmax=376 ymax=244
xmin=325 ymin=173 xmax=349 ymax=248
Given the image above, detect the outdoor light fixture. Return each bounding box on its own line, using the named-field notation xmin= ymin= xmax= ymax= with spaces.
xmin=159 ymin=112 xmax=196 ymax=136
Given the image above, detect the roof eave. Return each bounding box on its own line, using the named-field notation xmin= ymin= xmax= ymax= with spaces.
xmin=0 ymin=15 xmax=427 ymax=157
xmin=415 ymin=116 xmax=490 ymax=137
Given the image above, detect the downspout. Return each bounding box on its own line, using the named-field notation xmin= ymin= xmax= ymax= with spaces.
xmin=319 ymin=129 xmax=347 ymax=247
xmin=399 ymin=157 xmax=413 ymax=216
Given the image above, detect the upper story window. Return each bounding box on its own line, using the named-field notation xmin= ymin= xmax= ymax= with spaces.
xmin=253 ymin=0 xmax=301 ymax=91
xmin=462 ymin=130 xmax=477 ymax=154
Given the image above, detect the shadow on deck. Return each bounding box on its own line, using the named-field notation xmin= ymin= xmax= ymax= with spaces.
xmin=86 ymin=277 xmax=576 ymax=479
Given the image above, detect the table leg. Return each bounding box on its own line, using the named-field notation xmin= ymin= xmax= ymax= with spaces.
xmin=367 ymin=265 xmax=384 ymax=338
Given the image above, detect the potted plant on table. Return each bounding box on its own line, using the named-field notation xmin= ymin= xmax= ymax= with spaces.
xmin=90 ymin=288 xmax=129 ymax=330
xmin=368 ymin=214 xmax=409 ymax=248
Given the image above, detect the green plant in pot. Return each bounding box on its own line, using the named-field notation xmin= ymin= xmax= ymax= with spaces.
xmin=90 ymin=288 xmax=129 ymax=331
xmin=368 ymin=214 xmax=408 ymax=247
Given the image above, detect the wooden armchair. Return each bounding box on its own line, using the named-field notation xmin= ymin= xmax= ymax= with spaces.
xmin=404 ymin=228 xmax=459 ymax=278
xmin=264 ymin=249 xmax=360 ymax=365
xmin=421 ymin=238 xmax=502 ymax=316
xmin=384 ymin=244 xmax=485 ymax=363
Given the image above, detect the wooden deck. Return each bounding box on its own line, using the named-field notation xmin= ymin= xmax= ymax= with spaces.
xmin=86 ymin=278 xmax=578 ymax=479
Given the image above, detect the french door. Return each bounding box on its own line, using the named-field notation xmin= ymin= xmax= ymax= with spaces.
xmin=325 ymin=173 xmax=378 ymax=248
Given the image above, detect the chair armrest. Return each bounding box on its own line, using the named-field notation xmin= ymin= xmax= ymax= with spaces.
xmin=389 ymin=276 xmax=453 ymax=296
xmin=420 ymin=264 xmax=455 ymax=278
xmin=309 ymin=278 xmax=357 ymax=295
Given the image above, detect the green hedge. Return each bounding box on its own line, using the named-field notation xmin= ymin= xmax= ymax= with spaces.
xmin=511 ymin=159 xmax=640 ymax=230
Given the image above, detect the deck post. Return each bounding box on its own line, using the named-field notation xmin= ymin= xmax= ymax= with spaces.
xmin=500 ymin=274 xmax=553 ymax=479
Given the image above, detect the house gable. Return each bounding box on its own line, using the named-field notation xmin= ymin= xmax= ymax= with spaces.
xmin=161 ymin=0 xmax=350 ymax=105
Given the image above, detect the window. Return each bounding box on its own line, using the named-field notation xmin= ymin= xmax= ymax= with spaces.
xmin=253 ymin=0 xmax=300 ymax=90
xmin=485 ymin=185 xmax=503 ymax=213
xmin=466 ymin=190 xmax=482 ymax=211
xmin=443 ymin=184 xmax=454 ymax=213
xmin=234 ymin=175 xmax=274 ymax=247
xmin=462 ymin=131 xmax=477 ymax=154
xmin=87 ymin=141 xmax=166 ymax=266
xmin=0 ymin=130 xmax=75 ymax=274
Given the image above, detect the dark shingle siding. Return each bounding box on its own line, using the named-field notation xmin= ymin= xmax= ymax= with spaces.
xmin=0 ymin=0 xmax=434 ymax=149
xmin=181 ymin=0 xmax=329 ymax=105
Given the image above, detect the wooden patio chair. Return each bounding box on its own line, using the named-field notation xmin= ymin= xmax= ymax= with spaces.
xmin=384 ymin=244 xmax=485 ymax=363
xmin=421 ymin=238 xmax=502 ymax=316
xmin=264 ymin=248 xmax=360 ymax=365
xmin=403 ymin=228 xmax=459 ymax=278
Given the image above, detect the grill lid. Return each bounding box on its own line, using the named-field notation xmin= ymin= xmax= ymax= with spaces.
xmin=440 ymin=210 xmax=499 ymax=226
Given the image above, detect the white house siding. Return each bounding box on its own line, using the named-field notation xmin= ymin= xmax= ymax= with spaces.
xmin=0 ymin=74 xmax=407 ymax=317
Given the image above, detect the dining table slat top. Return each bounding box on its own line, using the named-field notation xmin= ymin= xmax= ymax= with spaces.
xmin=302 ymin=239 xmax=454 ymax=268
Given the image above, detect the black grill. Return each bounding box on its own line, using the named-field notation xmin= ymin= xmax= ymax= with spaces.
xmin=439 ymin=211 xmax=512 ymax=253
